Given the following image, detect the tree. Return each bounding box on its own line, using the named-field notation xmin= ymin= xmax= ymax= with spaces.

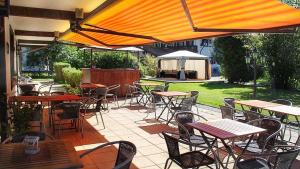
xmin=260 ymin=32 xmax=300 ymax=89
xmin=213 ymin=36 xmax=252 ymax=83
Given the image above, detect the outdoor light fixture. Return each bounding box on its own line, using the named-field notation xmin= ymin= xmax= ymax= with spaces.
xmin=75 ymin=8 xmax=84 ymax=20
xmin=245 ymin=55 xmax=251 ymax=64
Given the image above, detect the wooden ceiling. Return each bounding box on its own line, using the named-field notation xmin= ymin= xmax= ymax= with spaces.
xmin=9 ymin=0 xmax=106 ymax=46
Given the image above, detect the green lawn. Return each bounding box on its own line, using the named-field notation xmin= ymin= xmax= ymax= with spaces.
xmin=142 ymin=80 xmax=300 ymax=107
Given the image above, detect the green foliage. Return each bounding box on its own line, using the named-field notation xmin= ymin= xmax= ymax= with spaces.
xmin=94 ymin=51 xmax=138 ymax=69
xmin=64 ymin=84 xmax=81 ymax=94
xmin=12 ymin=105 xmax=33 ymax=134
xmin=140 ymin=55 xmax=157 ymax=77
xmin=213 ymin=36 xmax=253 ymax=83
xmin=260 ymin=32 xmax=300 ymax=89
xmin=62 ymin=67 xmax=82 ymax=87
xmin=53 ymin=62 xmax=70 ymax=82
xmin=58 ymin=45 xmax=91 ymax=68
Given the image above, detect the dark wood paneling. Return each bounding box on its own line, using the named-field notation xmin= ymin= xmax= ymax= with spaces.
xmin=0 ymin=16 xmax=8 ymax=141
xmin=15 ymin=30 xmax=57 ymax=37
xmin=18 ymin=39 xmax=52 ymax=44
xmin=90 ymin=69 xmax=140 ymax=96
xmin=10 ymin=6 xmax=89 ymax=20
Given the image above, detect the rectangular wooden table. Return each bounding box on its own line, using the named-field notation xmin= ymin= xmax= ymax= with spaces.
xmin=9 ymin=94 xmax=81 ymax=102
xmin=80 ymin=83 xmax=106 ymax=89
xmin=152 ymin=91 xmax=189 ymax=124
xmin=187 ymin=119 xmax=265 ymax=169
xmin=0 ymin=140 xmax=83 ymax=169
xmin=235 ymin=100 xmax=281 ymax=109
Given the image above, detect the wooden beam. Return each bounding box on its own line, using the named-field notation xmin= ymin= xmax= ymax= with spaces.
xmin=10 ymin=6 xmax=89 ymax=20
xmin=19 ymin=44 xmax=48 ymax=48
xmin=15 ymin=30 xmax=58 ymax=37
xmin=18 ymin=39 xmax=52 ymax=44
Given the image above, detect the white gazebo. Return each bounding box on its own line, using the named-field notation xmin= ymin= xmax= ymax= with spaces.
xmin=157 ymin=50 xmax=210 ymax=80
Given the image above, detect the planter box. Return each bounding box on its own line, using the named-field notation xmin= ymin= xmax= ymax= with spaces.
xmin=86 ymin=68 xmax=140 ymax=97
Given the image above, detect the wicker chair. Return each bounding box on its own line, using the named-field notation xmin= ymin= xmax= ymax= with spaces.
xmin=91 ymin=87 xmax=109 ymax=111
xmin=235 ymin=118 xmax=282 ymax=154
xmin=49 ymin=92 xmax=65 ymax=125
xmin=124 ymin=84 xmax=143 ymax=105
xmin=244 ymin=110 xmax=262 ymax=122
xmin=80 ymin=141 xmax=136 ymax=169
xmin=19 ymin=84 xmax=35 ymax=95
xmin=220 ymin=105 xmax=235 ymax=120
xmin=224 ymin=97 xmax=245 ymax=120
xmin=147 ymin=89 xmax=165 ymax=119
xmin=168 ymin=97 xmax=193 ymax=124
xmin=2 ymin=131 xmax=54 ymax=144
xmin=52 ymin=102 xmax=83 ymax=137
xmin=235 ymin=145 xmax=300 ymax=169
xmin=174 ymin=111 xmax=214 ymax=151
xmin=162 ymin=132 xmax=216 ymax=169
xmin=38 ymin=82 xmax=54 ymax=96
xmin=81 ymin=97 xmax=105 ymax=128
xmin=190 ymin=91 xmax=200 ymax=114
xmin=106 ymin=84 xmax=121 ymax=108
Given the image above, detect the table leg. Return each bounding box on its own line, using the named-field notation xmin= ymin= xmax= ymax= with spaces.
xmin=199 ymin=132 xmax=224 ymax=169
xmin=156 ymin=97 xmax=173 ymax=122
xmin=143 ymin=87 xmax=151 ymax=106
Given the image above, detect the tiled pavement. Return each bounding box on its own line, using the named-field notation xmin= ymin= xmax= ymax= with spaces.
xmin=51 ymin=99 xmax=222 ymax=169
xmin=44 ymin=97 xmax=300 ymax=169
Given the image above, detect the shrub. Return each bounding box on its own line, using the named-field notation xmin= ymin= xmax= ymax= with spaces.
xmin=62 ymin=67 xmax=82 ymax=87
xmin=140 ymin=55 xmax=157 ymax=77
xmin=213 ymin=36 xmax=258 ymax=83
xmin=93 ymin=51 xmax=138 ymax=69
xmin=53 ymin=62 xmax=70 ymax=82
xmin=261 ymin=33 xmax=300 ymax=89
xmin=64 ymin=84 xmax=81 ymax=94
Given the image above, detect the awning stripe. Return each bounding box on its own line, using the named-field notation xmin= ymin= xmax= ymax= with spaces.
xmin=60 ymin=0 xmax=300 ymax=48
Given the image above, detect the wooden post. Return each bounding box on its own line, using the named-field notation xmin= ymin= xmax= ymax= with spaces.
xmin=0 ymin=17 xmax=8 ymax=141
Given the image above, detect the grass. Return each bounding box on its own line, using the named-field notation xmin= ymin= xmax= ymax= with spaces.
xmin=142 ymin=80 xmax=300 ymax=107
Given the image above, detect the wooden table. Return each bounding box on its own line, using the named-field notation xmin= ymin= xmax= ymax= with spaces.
xmin=235 ymin=100 xmax=280 ymax=109
xmin=80 ymin=83 xmax=106 ymax=89
xmin=9 ymin=95 xmax=82 ymax=127
xmin=152 ymin=91 xmax=189 ymax=124
xmin=137 ymin=83 xmax=161 ymax=105
xmin=264 ymin=105 xmax=300 ymax=126
xmin=9 ymin=94 xmax=81 ymax=102
xmin=187 ymin=119 xmax=265 ymax=169
xmin=0 ymin=140 xmax=83 ymax=169
xmin=138 ymin=83 xmax=161 ymax=87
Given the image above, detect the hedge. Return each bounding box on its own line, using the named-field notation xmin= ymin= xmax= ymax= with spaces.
xmin=62 ymin=67 xmax=82 ymax=87
xmin=53 ymin=62 xmax=70 ymax=82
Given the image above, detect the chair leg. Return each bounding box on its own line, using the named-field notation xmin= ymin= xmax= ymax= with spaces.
xmin=164 ymin=158 xmax=173 ymax=169
xmin=115 ymin=96 xmax=119 ymax=108
xmin=99 ymin=111 xmax=105 ymax=129
xmin=95 ymin=111 xmax=99 ymax=125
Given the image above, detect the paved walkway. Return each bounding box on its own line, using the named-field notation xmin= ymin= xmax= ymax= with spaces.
xmin=51 ymin=99 xmax=299 ymax=169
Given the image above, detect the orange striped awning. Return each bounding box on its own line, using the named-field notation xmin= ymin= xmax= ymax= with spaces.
xmin=60 ymin=0 xmax=300 ymax=48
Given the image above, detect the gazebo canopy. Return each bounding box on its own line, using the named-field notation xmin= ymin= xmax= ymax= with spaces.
xmin=157 ymin=50 xmax=209 ymax=60
xmin=60 ymin=0 xmax=300 ymax=48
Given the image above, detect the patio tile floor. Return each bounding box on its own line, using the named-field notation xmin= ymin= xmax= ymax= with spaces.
xmin=43 ymin=98 xmax=299 ymax=169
